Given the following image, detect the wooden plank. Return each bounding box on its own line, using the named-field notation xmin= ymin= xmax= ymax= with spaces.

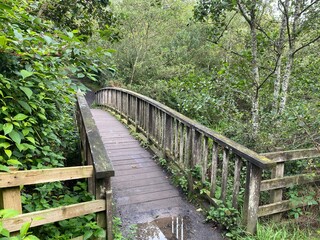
xmin=261 ymin=148 xmax=320 ymax=163
xmin=115 ymin=183 xmax=176 ymax=198
xmin=261 ymin=173 xmax=320 ymax=191
xmin=112 ymin=176 xmax=168 ymax=190
xmin=113 ymin=171 xmax=165 ymax=183
xmin=220 ymin=148 xmax=229 ymax=203
xmin=258 ymin=200 xmax=305 ymax=217
xmin=232 ymin=156 xmax=242 ymax=209
xmin=0 ymin=166 xmax=93 ymax=188
xmin=210 ymin=143 xmax=218 ymax=198
xmin=2 ymin=200 xmax=106 ymax=232
xmin=117 ymin=189 xmax=180 ymax=206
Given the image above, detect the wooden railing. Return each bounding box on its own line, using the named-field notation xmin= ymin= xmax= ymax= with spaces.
xmin=95 ymin=87 xmax=275 ymax=234
xmin=259 ymin=148 xmax=320 ymax=219
xmin=0 ymin=92 xmax=114 ymax=239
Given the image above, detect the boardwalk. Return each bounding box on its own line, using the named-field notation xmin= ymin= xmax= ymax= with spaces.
xmin=91 ymin=108 xmax=222 ymax=240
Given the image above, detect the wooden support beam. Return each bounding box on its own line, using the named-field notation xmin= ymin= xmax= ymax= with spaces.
xmin=0 ymin=166 xmax=93 ymax=188
xmin=2 ymin=200 xmax=105 ymax=232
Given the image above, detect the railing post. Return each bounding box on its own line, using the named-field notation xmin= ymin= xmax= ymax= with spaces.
xmin=270 ymin=161 xmax=284 ymax=221
xmin=95 ymin=177 xmax=113 ymax=240
xmin=0 ymin=169 xmax=22 ymax=214
xmin=243 ymin=163 xmax=262 ymax=234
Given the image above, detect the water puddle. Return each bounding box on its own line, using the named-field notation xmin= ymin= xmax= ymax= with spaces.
xmin=136 ymin=216 xmax=190 ymax=240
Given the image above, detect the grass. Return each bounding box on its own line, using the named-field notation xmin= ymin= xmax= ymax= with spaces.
xmin=239 ymin=222 xmax=319 ymax=240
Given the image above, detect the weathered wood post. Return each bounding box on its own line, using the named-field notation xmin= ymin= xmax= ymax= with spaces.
xmin=243 ymin=163 xmax=262 ymax=234
xmin=269 ymin=161 xmax=284 ymax=221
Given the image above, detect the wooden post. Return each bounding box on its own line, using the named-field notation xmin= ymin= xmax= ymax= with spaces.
xmin=232 ymin=156 xmax=243 ymax=209
xmin=243 ymin=163 xmax=262 ymax=234
xmin=105 ymin=178 xmax=113 ymax=240
xmin=135 ymin=98 xmax=140 ymax=132
xmin=270 ymin=162 xmax=284 ymax=221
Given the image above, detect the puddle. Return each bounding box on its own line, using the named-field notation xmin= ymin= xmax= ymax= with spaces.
xmin=136 ymin=216 xmax=190 ymax=240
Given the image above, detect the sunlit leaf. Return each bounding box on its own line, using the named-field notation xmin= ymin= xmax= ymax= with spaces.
xmin=20 ymin=70 xmax=33 ymax=80
xmin=3 ymin=123 xmax=13 ymax=135
xmin=7 ymin=159 xmax=22 ymax=166
xmin=4 ymin=149 xmax=12 ymax=158
xmin=20 ymin=222 xmax=31 ymax=237
xmin=19 ymin=86 xmax=33 ymax=99
xmin=13 ymin=113 xmax=28 ymax=121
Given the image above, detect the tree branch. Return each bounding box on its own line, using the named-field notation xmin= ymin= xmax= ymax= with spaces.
xmin=237 ymin=1 xmax=251 ymax=25
xmin=293 ymin=35 xmax=320 ymax=56
xmin=298 ymin=0 xmax=320 ymax=16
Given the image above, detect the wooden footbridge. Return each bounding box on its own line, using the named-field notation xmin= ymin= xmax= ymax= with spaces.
xmin=1 ymin=87 xmax=320 ymax=239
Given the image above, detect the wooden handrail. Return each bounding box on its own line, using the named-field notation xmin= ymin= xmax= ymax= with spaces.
xmin=96 ymin=87 xmax=274 ymax=169
xmin=76 ymin=92 xmax=114 ymax=178
xmin=261 ymin=148 xmax=320 ymax=163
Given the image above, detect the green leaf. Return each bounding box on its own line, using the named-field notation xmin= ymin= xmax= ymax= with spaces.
xmin=0 ymin=209 xmax=19 ymax=218
xmin=0 ymin=165 xmax=10 ymax=172
xmin=0 ymin=35 xmax=7 ymax=49
xmin=4 ymin=149 xmax=12 ymax=158
xmin=0 ymin=135 xmax=10 ymax=140
xmin=77 ymin=73 xmax=85 ymax=78
xmin=43 ymin=35 xmax=52 ymax=44
xmin=8 ymin=130 xmax=21 ymax=144
xmin=24 ymin=235 xmax=40 ymax=240
xmin=0 ymin=228 xmax=10 ymax=237
xmin=83 ymin=230 xmax=93 ymax=240
xmin=13 ymin=113 xmax=28 ymax=121
xmin=3 ymin=123 xmax=13 ymax=135
xmin=0 ymin=142 xmax=10 ymax=148
xmin=19 ymin=87 xmax=33 ymax=99
xmin=20 ymin=222 xmax=31 ymax=237
xmin=20 ymin=70 xmax=33 ymax=80
xmin=18 ymin=100 xmax=32 ymax=113
xmin=7 ymin=159 xmax=22 ymax=166
xmin=26 ymin=137 xmax=35 ymax=144
xmin=14 ymin=29 xmax=23 ymax=41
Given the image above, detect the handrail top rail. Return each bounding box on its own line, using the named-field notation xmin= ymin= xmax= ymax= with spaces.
xmin=261 ymin=148 xmax=320 ymax=163
xmin=77 ymin=91 xmax=114 ymax=178
xmin=96 ymin=87 xmax=275 ymax=169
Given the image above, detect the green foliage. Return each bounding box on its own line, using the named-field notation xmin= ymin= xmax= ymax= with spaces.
xmin=112 ymin=217 xmax=137 ymax=240
xmin=239 ymin=222 xmax=316 ymax=240
xmin=206 ymin=204 xmax=243 ymax=239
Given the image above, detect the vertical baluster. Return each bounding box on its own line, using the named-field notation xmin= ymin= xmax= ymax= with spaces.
xmin=161 ymin=112 xmax=166 ymax=153
xmin=202 ymin=136 xmax=208 ymax=182
xmin=232 ymin=155 xmax=243 ymax=209
xmin=147 ymin=104 xmax=153 ymax=141
xmin=135 ymin=97 xmax=140 ymax=131
xmin=165 ymin=114 xmax=173 ymax=155
xmin=221 ymin=148 xmax=229 ymax=203
xmin=174 ymin=119 xmax=179 ymax=159
xmin=179 ymin=123 xmax=184 ymax=164
xmin=210 ymin=142 xmax=218 ymax=198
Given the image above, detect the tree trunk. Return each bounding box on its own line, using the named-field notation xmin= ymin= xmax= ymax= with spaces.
xmin=273 ymin=0 xmax=289 ymax=113
xmin=250 ymin=5 xmax=260 ymax=136
xmin=279 ymin=0 xmax=300 ymax=114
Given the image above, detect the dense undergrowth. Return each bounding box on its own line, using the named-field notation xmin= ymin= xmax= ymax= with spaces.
xmin=0 ymin=0 xmax=114 ymax=238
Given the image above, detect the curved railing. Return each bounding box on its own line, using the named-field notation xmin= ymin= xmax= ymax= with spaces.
xmin=95 ymin=87 xmax=274 ymax=233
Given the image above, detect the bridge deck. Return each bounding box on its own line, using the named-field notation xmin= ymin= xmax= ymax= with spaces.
xmin=91 ymin=108 xmax=222 ymax=240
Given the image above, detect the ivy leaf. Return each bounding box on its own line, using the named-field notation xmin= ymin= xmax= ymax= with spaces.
xmin=4 ymin=149 xmax=12 ymax=158
xmin=20 ymin=70 xmax=33 ymax=80
xmin=8 ymin=130 xmax=21 ymax=144
xmin=19 ymin=86 xmax=33 ymax=99
xmin=20 ymin=222 xmax=31 ymax=237
xmin=13 ymin=113 xmax=28 ymax=121
xmin=7 ymin=159 xmax=22 ymax=166
xmin=3 ymin=123 xmax=13 ymax=135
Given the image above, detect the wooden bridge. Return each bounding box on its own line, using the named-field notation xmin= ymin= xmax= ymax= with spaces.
xmin=1 ymin=87 xmax=320 ymax=239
